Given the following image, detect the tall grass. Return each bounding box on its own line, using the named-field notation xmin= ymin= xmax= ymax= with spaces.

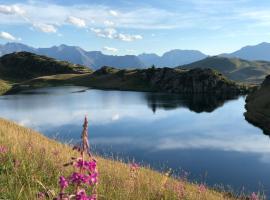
xmin=0 ymin=118 xmax=256 ymax=199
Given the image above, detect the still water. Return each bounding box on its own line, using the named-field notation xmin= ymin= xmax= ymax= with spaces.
xmin=0 ymin=86 xmax=269 ymax=195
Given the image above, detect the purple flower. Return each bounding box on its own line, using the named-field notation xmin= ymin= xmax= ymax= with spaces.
xmin=198 ymin=183 xmax=206 ymax=193
xmin=69 ymin=172 xmax=89 ymax=185
xmin=59 ymin=176 xmax=68 ymax=189
xmin=37 ymin=192 xmax=46 ymax=199
xmin=251 ymin=192 xmax=259 ymax=200
xmin=88 ymin=172 xmax=98 ymax=185
xmin=0 ymin=145 xmax=8 ymax=154
xmin=75 ymin=158 xmax=97 ymax=173
xmin=87 ymin=160 xmax=97 ymax=172
xmin=130 ymin=162 xmax=140 ymax=171
xmin=76 ymin=189 xmax=95 ymax=200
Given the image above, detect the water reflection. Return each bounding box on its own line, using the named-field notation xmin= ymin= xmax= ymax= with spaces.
xmin=0 ymin=86 xmax=269 ymax=195
xmin=145 ymin=93 xmax=238 ymax=113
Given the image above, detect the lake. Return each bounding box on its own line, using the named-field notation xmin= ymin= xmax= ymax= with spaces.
xmin=0 ymin=86 xmax=269 ymax=196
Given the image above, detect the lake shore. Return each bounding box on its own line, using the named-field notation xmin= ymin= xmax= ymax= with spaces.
xmin=0 ymin=117 xmax=242 ymax=200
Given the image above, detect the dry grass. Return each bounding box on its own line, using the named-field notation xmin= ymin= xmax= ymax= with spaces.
xmin=0 ymin=80 xmax=11 ymax=95
xmin=0 ymin=118 xmax=237 ymax=200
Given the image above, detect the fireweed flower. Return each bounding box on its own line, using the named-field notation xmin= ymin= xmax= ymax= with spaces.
xmin=57 ymin=117 xmax=98 ymax=200
xmin=59 ymin=176 xmax=68 ymax=189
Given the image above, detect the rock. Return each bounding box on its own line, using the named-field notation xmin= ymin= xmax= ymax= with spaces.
xmin=245 ymin=75 xmax=270 ymax=134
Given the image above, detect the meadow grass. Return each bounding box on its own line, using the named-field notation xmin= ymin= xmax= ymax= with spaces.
xmin=0 ymin=80 xmax=11 ymax=95
xmin=0 ymin=118 xmax=243 ymax=200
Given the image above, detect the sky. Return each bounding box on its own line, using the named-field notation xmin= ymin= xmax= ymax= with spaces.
xmin=1 ymin=0 xmax=270 ymax=55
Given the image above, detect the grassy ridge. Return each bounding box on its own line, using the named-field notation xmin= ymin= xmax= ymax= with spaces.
xmin=0 ymin=80 xmax=11 ymax=95
xmin=0 ymin=118 xmax=236 ymax=200
xmin=180 ymin=56 xmax=270 ymax=83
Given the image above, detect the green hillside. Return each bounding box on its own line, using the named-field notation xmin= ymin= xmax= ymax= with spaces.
xmin=0 ymin=52 xmax=92 ymax=81
xmin=179 ymin=56 xmax=270 ymax=83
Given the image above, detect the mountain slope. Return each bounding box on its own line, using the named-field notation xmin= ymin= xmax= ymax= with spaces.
xmin=179 ymin=56 xmax=270 ymax=83
xmin=224 ymin=42 xmax=270 ymax=61
xmin=0 ymin=52 xmax=91 ymax=80
xmin=16 ymin=66 xmax=248 ymax=96
xmin=138 ymin=50 xmax=207 ymax=67
xmin=0 ymin=43 xmax=145 ymax=69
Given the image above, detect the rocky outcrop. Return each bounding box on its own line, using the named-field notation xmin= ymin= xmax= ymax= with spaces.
xmin=140 ymin=67 xmax=248 ymax=94
xmin=245 ymin=75 xmax=270 ymax=134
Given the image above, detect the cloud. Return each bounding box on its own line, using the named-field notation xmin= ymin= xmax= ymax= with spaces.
xmin=104 ymin=20 xmax=114 ymax=26
xmin=0 ymin=31 xmax=18 ymax=41
xmin=33 ymin=23 xmax=57 ymax=33
xmin=109 ymin=10 xmax=118 ymax=16
xmin=90 ymin=27 xmax=142 ymax=42
xmin=90 ymin=27 xmax=116 ymax=39
xmin=103 ymin=46 xmax=118 ymax=53
xmin=66 ymin=16 xmax=86 ymax=28
xmin=115 ymin=33 xmax=143 ymax=42
xmin=0 ymin=4 xmax=25 ymax=15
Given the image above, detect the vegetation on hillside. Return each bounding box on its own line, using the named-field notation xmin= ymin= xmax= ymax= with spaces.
xmin=0 ymin=118 xmax=246 ymax=200
xmin=0 ymin=80 xmax=11 ymax=95
xmin=245 ymin=75 xmax=270 ymax=134
xmin=7 ymin=66 xmax=250 ymax=95
xmin=179 ymin=56 xmax=270 ymax=83
xmin=0 ymin=51 xmax=92 ymax=81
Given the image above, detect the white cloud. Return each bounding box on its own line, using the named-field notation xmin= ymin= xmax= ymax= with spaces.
xmin=0 ymin=4 xmax=25 ymax=15
xmin=109 ymin=10 xmax=118 ymax=16
xmin=33 ymin=23 xmax=57 ymax=33
xmin=90 ymin=27 xmax=116 ymax=39
xmin=104 ymin=20 xmax=114 ymax=26
xmin=66 ymin=16 xmax=86 ymax=28
xmin=116 ymin=33 xmax=143 ymax=42
xmin=0 ymin=31 xmax=18 ymax=41
xmin=103 ymin=46 xmax=118 ymax=53
xmin=90 ymin=27 xmax=142 ymax=42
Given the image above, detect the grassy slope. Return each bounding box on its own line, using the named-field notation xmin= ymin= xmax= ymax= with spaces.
xmin=8 ymin=67 xmax=250 ymax=95
xmin=180 ymin=56 xmax=270 ymax=83
xmin=8 ymin=69 xmax=153 ymax=94
xmin=0 ymin=52 xmax=91 ymax=81
xmin=0 ymin=80 xmax=11 ymax=95
xmin=245 ymin=76 xmax=270 ymax=134
xmin=0 ymin=118 xmax=235 ymax=200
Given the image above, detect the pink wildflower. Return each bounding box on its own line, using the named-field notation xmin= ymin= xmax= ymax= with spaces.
xmin=37 ymin=192 xmax=46 ymax=199
xmin=251 ymin=192 xmax=259 ymax=200
xmin=56 ymin=117 xmax=98 ymax=199
xmin=76 ymin=189 xmax=96 ymax=200
xmin=130 ymin=162 xmax=140 ymax=171
xmin=0 ymin=145 xmax=7 ymax=154
xmin=75 ymin=158 xmax=97 ymax=172
xmin=59 ymin=176 xmax=68 ymax=189
xmin=69 ymin=172 xmax=88 ymax=185
xmin=176 ymin=182 xmax=185 ymax=198
xmin=198 ymin=183 xmax=206 ymax=194
xmin=88 ymin=172 xmax=98 ymax=185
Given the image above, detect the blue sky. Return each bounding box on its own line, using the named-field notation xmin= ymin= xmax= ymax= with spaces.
xmin=1 ymin=0 xmax=270 ymax=55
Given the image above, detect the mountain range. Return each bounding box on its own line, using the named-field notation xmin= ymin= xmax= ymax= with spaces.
xmin=178 ymin=56 xmax=270 ymax=83
xmin=1 ymin=42 xmax=270 ymax=70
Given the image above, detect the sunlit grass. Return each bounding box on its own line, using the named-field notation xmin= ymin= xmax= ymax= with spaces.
xmin=0 ymin=80 xmax=11 ymax=95
xmin=0 ymin=118 xmax=244 ymax=199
